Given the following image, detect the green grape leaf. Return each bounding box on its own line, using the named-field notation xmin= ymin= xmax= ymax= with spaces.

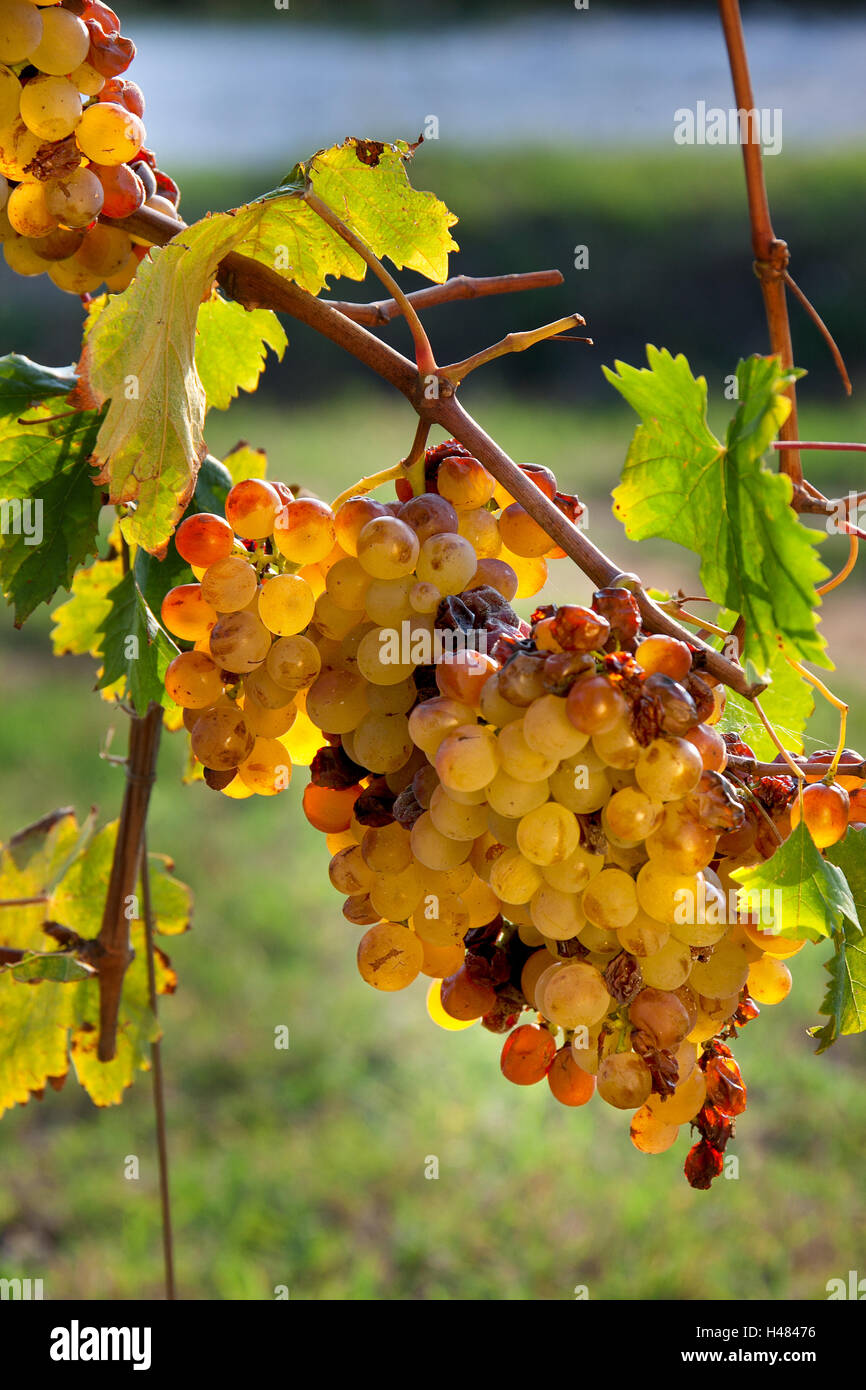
xmin=0 ymin=811 xmax=184 ymax=1116
xmin=605 ymin=349 xmax=830 ymax=673
xmin=715 ymin=608 xmax=814 ymax=757
xmin=192 ymin=454 xmax=234 ymax=514
xmin=810 ymin=922 xmax=866 ymax=1052
xmin=221 ymin=442 xmax=268 ymax=483
xmin=195 ymin=294 xmax=287 ymax=411
xmin=96 ymin=571 xmax=179 ymax=715
xmin=732 ymin=820 xmax=860 ymax=942
xmin=0 ymin=354 xmax=104 ymax=625
xmin=51 ymin=555 xmax=124 ymax=658
xmin=83 ymin=139 xmax=457 ymax=555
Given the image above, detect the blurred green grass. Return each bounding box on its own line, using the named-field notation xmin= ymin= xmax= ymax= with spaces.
xmin=0 ymin=392 xmax=864 ymax=1301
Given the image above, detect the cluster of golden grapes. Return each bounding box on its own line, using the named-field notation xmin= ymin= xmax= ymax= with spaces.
xmin=0 ymin=0 xmax=178 ymax=294
xmin=160 ymin=441 xmax=862 ymax=1188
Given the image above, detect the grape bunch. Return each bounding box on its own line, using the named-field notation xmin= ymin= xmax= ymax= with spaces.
xmin=161 ymin=442 xmax=862 ymax=1189
xmin=0 ymin=0 xmax=178 ymax=295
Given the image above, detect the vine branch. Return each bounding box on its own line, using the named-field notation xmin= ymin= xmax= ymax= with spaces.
xmin=324 ymin=269 xmax=565 ymax=323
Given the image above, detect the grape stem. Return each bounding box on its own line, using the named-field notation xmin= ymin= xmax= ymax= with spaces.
xmin=330 ymin=463 xmax=404 ymax=513
xmin=324 ymin=269 xmax=565 ymax=323
xmin=441 ymin=314 xmax=590 ymax=384
xmin=302 ymin=188 xmax=438 ymax=376
xmin=816 ymin=534 xmax=859 ymax=597
xmin=751 ymin=698 xmax=806 ymax=779
xmin=400 ymin=417 xmax=431 ymax=498
xmin=727 ymin=755 xmax=866 ymax=778
xmin=785 ymin=660 xmax=849 ymax=779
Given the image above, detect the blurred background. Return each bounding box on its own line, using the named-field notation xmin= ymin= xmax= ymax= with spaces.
xmin=1 ymin=0 xmax=864 ymax=1300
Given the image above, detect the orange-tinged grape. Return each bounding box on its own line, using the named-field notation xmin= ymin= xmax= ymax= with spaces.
xmin=630 ymin=1106 xmax=680 ymax=1154
xmin=500 ymin=1023 xmax=556 ymax=1084
xmin=329 ymin=844 xmax=374 ymax=896
xmin=278 ymin=697 xmax=321 ymax=766
xmin=200 ymin=555 xmax=257 ymax=613
xmin=238 ymin=737 xmax=292 ymax=795
xmin=421 ymin=937 xmax=467 ymax=980
xmin=498 ymin=502 xmax=552 ymax=558
xmin=164 ymin=651 xmax=224 ymax=709
xmin=435 ymin=649 xmax=498 ymax=706
xmin=220 ymin=775 xmax=254 ymax=801
xmin=457 ymin=506 xmax=501 ymax=558
xmin=636 ymin=635 xmax=692 ymax=681
xmin=467 ymin=557 xmax=519 ymax=601
xmin=645 ymin=804 xmax=717 ymax=874
xmin=741 ymin=921 xmax=805 ymax=959
xmin=303 ymin=781 xmax=361 ymax=833
xmin=174 ymin=512 xmax=234 ymax=568
xmin=326 ymin=829 xmax=357 ymax=855
xmin=76 ymin=101 xmax=144 ymax=165
xmin=30 ymin=7 xmax=89 ymax=74
xmin=635 ymin=737 xmax=703 ymax=801
xmin=103 ymin=251 xmax=137 ymax=293
xmin=646 ymin=1065 xmax=707 ymax=1124
xmin=160 ymin=583 xmax=217 ymax=642
xmin=209 ymin=611 xmax=271 ymax=674
xmin=273 ymin=497 xmax=336 ymax=564
xmin=603 ymin=786 xmax=664 ymax=843
xmin=460 ymin=874 xmax=501 ymax=929
xmin=415 ymin=532 xmax=477 ymax=594
xmin=0 ymin=117 xmax=46 ymax=183
xmin=440 ymin=966 xmax=496 ymax=1020
xmin=516 ymin=802 xmax=580 ymax=866
xmin=368 ymin=863 xmax=426 ymax=921
xmin=747 ymin=954 xmax=793 ymax=1004
xmin=436 ymin=454 xmax=496 ymax=509
xmin=241 ymin=697 xmax=296 ymax=738
xmin=789 ymin=781 xmax=849 ymax=848
xmin=333 ymin=496 xmax=389 ymax=556
xmin=427 ymin=978 xmax=477 ymax=1030
xmin=360 ymin=820 xmax=412 ymax=873
xmin=356 ymin=515 xmax=419 ymax=580
xmin=19 ymin=73 xmax=81 ymax=141
xmin=343 ymin=893 xmax=382 ymax=926
xmin=296 ymin=562 xmax=326 ymax=600
xmin=357 ymin=922 xmax=423 ymax=991
xmin=596 ymin=1052 xmax=652 ymax=1109
xmin=548 ymin=1046 xmax=596 ymax=1106
xmin=305 ymin=668 xmax=368 ymax=734
xmin=46 ymin=252 xmax=104 ymax=292
xmin=6 ymin=181 xmax=56 ymax=238
xmin=685 ymin=722 xmax=728 ymax=772
xmin=628 ymin=987 xmax=691 ymax=1049
xmin=76 ymin=223 xmax=131 ymax=277
xmin=190 ymin=706 xmax=255 ymax=770
xmin=266 ymin=634 xmax=321 ymax=693
xmin=566 ymin=674 xmax=627 ymax=736
xmin=258 ymin=573 xmax=315 ymax=636
xmin=224 ymin=478 xmax=280 ymax=540
xmin=411 ymin=892 xmax=469 ymax=948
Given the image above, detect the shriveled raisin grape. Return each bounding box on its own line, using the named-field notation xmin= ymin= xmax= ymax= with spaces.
xmin=498 ymin=650 xmax=549 ymax=706
xmin=551 ymin=604 xmax=611 ymax=654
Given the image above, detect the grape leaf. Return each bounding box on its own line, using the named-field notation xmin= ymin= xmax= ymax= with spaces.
xmin=96 ymin=571 xmax=179 ymax=715
xmin=715 ymin=608 xmax=814 ymax=757
xmin=84 ymin=139 xmax=457 ymax=555
xmin=605 ymin=350 xmax=830 ymax=673
xmin=0 ymin=354 xmax=104 ymax=625
xmin=0 ymin=812 xmax=184 ymax=1117
xmin=732 ymin=820 xmax=860 ymax=942
xmin=51 ymin=555 xmax=124 ymax=658
xmin=195 ymin=293 xmax=287 ymax=411
xmin=810 ymin=922 xmax=866 ymax=1052
xmin=222 ymin=442 xmax=268 ymax=484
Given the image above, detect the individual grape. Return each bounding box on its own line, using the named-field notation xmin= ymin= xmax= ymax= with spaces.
xmin=566 ymin=673 xmax=627 ymax=735
xmin=70 ymin=60 xmax=106 ymax=96
xmin=98 ymin=76 xmax=144 ymax=116
xmin=498 ymin=719 xmax=559 ymax=782
xmin=457 ymin=506 xmax=501 ymax=558
xmin=804 ymin=747 xmax=864 ymax=791
xmin=541 ymin=844 xmax=605 ymax=894
xmin=238 ymin=737 xmax=292 ymax=796
xmin=530 ymin=884 xmax=586 ymax=941
xmin=489 ymin=847 xmax=543 ymax=904
xmin=356 ymin=624 xmax=416 ymax=686
xmin=636 ymin=635 xmax=692 ymax=681
xmin=645 ymin=1066 xmax=707 ymax=1124
xmin=273 ymin=498 xmax=336 ymax=564
xmin=29 ymin=225 xmax=85 ymax=260
xmin=352 ymin=712 xmax=412 ymax=774
xmin=645 ymin=803 xmax=717 ymax=874
xmin=89 ymin=159 xmax=145 ymax=219
xmin=76 ymin=101 xmax=144 ymax=164
xmin=522 ymin=693 xmax=589 ymax=759
xmin=175 ymin=512 xmax=234 ymax=568
xmin=639 ymin=936 xmax=693 ymax=990
xmin=46 ymin=252 xmax=104 ymax=291
xmin=265 ymin=634 xmax=321 ymax=693
xmin=19 ymin=75 xmax=82 ymax=141
xmin=6 ymin=181 xmax=56 ymax=238
xmin=685 ymin=722 xmax=727 ymax=772
xmin=164 ymin=651 xmax=224 ymax=709
xmin=597 ymin=1053 xmax=652 ymax=1109
xmin=741 ymin=921 xmax=805 ymax=959
xmin=190 ymin=706 xmax=255 ymax=770
xmin=746 ymin=955 xmax=792 ymax=1004
xmin=516 ymin=802 xmax=580 ymax=866
xmin=478 ymin=672 xmax=522 ymax=728
xmin=484 ymin=770 xmax=547 ymax=820
xmin=581 ymin=867 xmax=639 ymax=930
xmin=357 ymin=922 xmax=423 ymax=991
xmin=0 ymin=116 xmax=45 ymax=183
xmin=603 ymin=786 xmax=664 ymax=843
xmin=486 ymin=808 xmax=519 ymax=846
xmin=592 ymin=719 xmax=642 ymax=770
xmin=325 ymin=556 xmax=372 ymax=612
xmin=420 ymin=938 xmax=466 ymax=980
xmin=312 ymin=591 xmax=361 ymax=641
xmin=547 ymin=1047 xmax=596 ymax=1106
xmin=368 ymin=676 xmax=417 ymax=717
xmin=398 ymin=491 xmax=458 ymax=543
xmin=209 ymin=612 xmax=270 ymax=674
xmin=427 ymin=978 xmax=477 ymax=1031
xmin=410 ymin=811 xmax=473 ymax=871
xmin=550 ymin=605 xmax=610 ymax=655
xmin=242 ymin=667 xmax=294 ymax=713
xmin=224 ymin=478 xmax=280 ymax=540
xmin=160 ymin=583 xmax=217 ymax=642
xmin=636 ymin=862 xmax=704 ymax=926
xmin=415 ymin=532 xmax=477 ymax=594
xmin=343 ymin=893 xmax=382 ymax=926
xmin=199 ymin=556 xmax=257 ymax=613
xmin=499 ymin=502 xmax=552 ymax=558
xmin=688 ymin=941 xmax=750 ymax=997
xmin=412 ymin=893 xmax=471 ymax=949
xmin=302 ymin=782 xmax=361 ymax=833
xmin=0 ymin=66 xmax=22 ymax=129
xmin=460 ymin=874 xmax=501 ymax=929
xmin=76 ymin=223 xmax=131 ymax=277
xmin=241 ymin=697 xmax=296 ymax=738
xmin=408 ymin=696 xmax=475 ymax=757
xmin=543 ymin=961 xmax=610 ymax=1027
xmin=497 ymin=653 xmax=548 ymax=708
xmin=436 ymin=454 xmax=496 ymax=509
xmin=628 ymin=987 xmax=690 ymax=1049
xmin=466 ymin=557 xmax=519 ymax=602
xmin=368 ymin=863 xmax=425 ymax=922
xmin=435 ymin=649 xmax=497 ymax=706
xmin=258 ymin=574 xmax=315 ymax=637
xmin=789 ymin=781 xmax=849 ymax=848
xmin=500 ymin=1023 xmax=556 ymax=1084
xmin=362 ymin=574 xmax=414 ymax=626
xmin=407 ymin=580 xmax=440 ymax=614
xmin=435 ymin=724 xmax=500 ymax=794
xmin=30 ymin=6 xmax=89 ymax=73
xmin=579 ymin=922 xmax=621 ymax=956
xmin=616 ymin=909 xmax=670 ymax=957
xmin=635 ymin=737 xmax=703 ymax=801
xmin=334 ymin=495 xmax=389 ymax=555
xmin=630 ymin=1107 xmax=679 ymax=1155
xmin=305 ymin=669 xmax=369 ymax=734
xmin=355 ymin=515 xmax=418 ymax=580
xmin=520 ymin=947 xmax=556 ymax=1008
xmin=0 ymin=1 xmax=43 ymax=65
xmin=278 ymin=698 xmax=324 ymax=767
xmin=548 ymin=760 xmax=610 ymax=815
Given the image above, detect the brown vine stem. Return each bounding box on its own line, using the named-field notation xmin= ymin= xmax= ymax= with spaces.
xmin=325 ymin=269 xmax=564 ymax=323
xmin=96 ymin=704 xmax=162 ymax=1062
xmin=140 ymin=834 xmax=176 ymax=1301
xmin=727 ymin=755 xmax=866 ymax=779
xmin=718 ymin=0 xmax=801 ymax=485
